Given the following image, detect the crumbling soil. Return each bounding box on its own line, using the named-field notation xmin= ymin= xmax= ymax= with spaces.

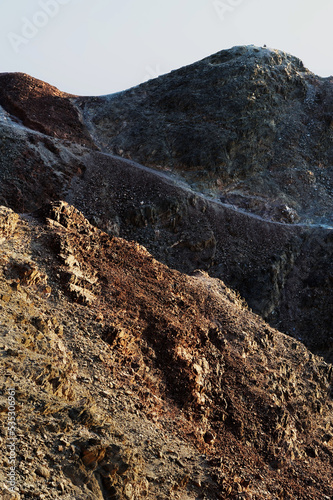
xmin=0 ymin=202 xmax=332 ymax=499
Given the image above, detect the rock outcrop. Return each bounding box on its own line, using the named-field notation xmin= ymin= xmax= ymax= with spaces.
xmin=0 ymin=45 xmax=333 ymax=498
xmin=0 ymin=202 xmax=332 ymax=499
xmin=75 ymin=45 xmax=333 ymax=226
xmin=0 ymin=73 xmax=94 ymax=147
xmin=0 ymin=46 xmax=332 ymax=363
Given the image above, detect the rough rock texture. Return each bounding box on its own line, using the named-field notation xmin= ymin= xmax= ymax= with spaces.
xmin=0 ymin=202 xmax=332 ymax=499
xmin=0 ymin=101 xmax=90 ymax=212
xmin=75 ymin=45 xmax=333 ymax=225
xmin=0 ymin=48 xmax=332 ymax=361
xmin=0 ymin=207 xmax=19 ymax=243
xmin=0 ymin=73 xmax=94 ymax=147
xmin=0 ymin=46 xmax=333 ymax=498
xmin=64 ymin=150 xmax=333 ymax=362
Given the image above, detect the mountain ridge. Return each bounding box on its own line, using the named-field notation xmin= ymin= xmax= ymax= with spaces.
xmin=74 ymin=45 xmax=333 ymax=225
xmin=0 ymin=45 xmax=333 ymax=498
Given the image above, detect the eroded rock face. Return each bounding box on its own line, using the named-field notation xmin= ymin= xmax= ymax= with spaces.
xmin=0 ymin=52 xmax=333 ymax=360
xmin=0 ymin=206 xmax=19 ymax=242
xmin=63 ymin=150 xmax=333 ymax=362
xmin=0 ymin=203 xmax=333 ymax=499
xmin=75 ymin=45 xmax=333 ymax=225
xmin=0 ymin=49 xmax=332 ymax=498
xmin=0 ymin=73 xmax=94 ymax=147
xmin=0 ymin=105 xmax=88 ymax=212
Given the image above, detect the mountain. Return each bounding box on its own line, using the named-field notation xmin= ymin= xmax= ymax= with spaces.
xmin=0 ymin=46 xmax=333 ymax=499
xmin=74 ymin=45 xmax=333 ymax=226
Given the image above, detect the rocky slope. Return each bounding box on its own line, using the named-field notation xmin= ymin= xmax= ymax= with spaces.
xmin=0 ymin=45 xmax=333 ymax=498
xmin=75 ymin=45 xmax=333 ymax=226
xmin=1 ymin=86 xmax=332 ymax=362
xmin=0 ymin=202 xmax=332 ymax=499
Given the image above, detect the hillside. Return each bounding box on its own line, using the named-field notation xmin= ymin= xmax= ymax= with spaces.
xmin=0 ymin=45 xmax=333 ymax=499
xmin=0 ymin=202 xmax=332 ymax=499
xmin=75 ymin=45 xmax=333 ymax=226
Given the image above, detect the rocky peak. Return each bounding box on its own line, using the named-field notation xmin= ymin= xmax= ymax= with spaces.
xmin=203 ymin=44 xmax=307 ymax=69
xmin=0 ymin=46 xmax=333 ymax=498
xmin=75 ymin=45 xmax=333 ymax=225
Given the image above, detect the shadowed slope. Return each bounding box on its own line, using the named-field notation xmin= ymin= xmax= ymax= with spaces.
xmin=75 ymin=45 xmax=333 ymax=225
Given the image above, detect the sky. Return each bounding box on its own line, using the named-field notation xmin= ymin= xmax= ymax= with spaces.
xmin=0 ymin=0 xmax=332 ymax=96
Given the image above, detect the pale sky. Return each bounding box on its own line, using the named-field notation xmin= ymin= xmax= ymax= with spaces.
xmin=0 ymin=0 xmax=332 ymax=96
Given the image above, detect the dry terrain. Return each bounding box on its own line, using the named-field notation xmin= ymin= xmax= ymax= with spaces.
xmin=0 ymin=45 xmax=333 ymax=498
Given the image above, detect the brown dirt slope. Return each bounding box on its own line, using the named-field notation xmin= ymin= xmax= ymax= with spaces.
xmin=0 ymin=73 xmax=95 ymax=147
xmin=1 ymin=202 xmax=332 ymax=499
xmin=0 ymin=89 xmax=332 ymax=364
